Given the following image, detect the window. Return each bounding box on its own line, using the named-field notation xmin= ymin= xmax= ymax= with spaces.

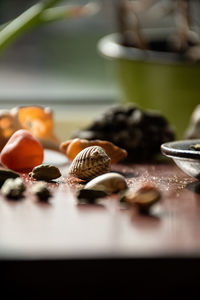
xmin=0 ymin=0 xmax=119 ymax=139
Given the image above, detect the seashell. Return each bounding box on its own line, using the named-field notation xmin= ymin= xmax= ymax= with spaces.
xmin=84 ymin=172 xmax=128 ymax=194
xmin=68 ymin=146 xmax=110 ymax=180
xmin=121 ymin=183 xmax=161 ymax=213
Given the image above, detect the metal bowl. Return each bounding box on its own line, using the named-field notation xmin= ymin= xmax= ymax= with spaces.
xmin=161 ymin=139 xmax=200 ymax=179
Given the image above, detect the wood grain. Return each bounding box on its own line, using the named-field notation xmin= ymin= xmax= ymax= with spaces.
xmin=0 ymin=150 xmax=200 ymax=260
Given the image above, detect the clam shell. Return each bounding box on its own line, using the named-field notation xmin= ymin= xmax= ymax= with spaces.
xmin=68 ymin=146 xmax=110 ymax=180
xmin=123 ymin=184 xmax=161 ymax=207
xmin=84 ymin=172 xmax=128 ymax=194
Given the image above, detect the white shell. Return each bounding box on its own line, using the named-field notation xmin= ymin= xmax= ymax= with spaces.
xmin=84 ymin=172 xmax=127 ymax=194
xmin=68 ymin=146 xmax=110 ymax=180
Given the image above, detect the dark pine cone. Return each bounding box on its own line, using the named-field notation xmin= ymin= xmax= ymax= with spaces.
xmin=72 ymin=104 xmax=175 ymax=162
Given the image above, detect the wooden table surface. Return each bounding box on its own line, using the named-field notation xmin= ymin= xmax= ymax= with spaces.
xmin=1 ymin=150 xmax=200 ymax=298
xmin=1 ymin=150 xmax=200 ymax=259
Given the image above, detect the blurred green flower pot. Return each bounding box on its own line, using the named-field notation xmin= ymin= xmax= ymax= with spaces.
xmin=98 ymin=29 xmax=200 ymax=139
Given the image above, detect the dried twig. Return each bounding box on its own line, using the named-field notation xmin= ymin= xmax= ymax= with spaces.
xmin=115 ymin=0 xmax=200 ymax=59
xmin=173 ymin=0 xmax=190 ymax=51
xmin=146 ymin=0 xmax=175 ymax=21
xmin=116 ymin=0 xmax=147 ymax=49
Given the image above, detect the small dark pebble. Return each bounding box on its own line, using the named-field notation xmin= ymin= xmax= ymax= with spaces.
xmin=77 ymin=189 xmax=107 ymax=204
xmin=29 ymin=164 xmax=61 ymax=181
xmin=137 ymin=205 xmax=152 ymax=215
xmin=31 ymin=182 xmax=52 ymax=202
xmin=1 ymin=177 xmax=26 ymax=200
xmin=0 ymin=168 xmax=20 ymax=187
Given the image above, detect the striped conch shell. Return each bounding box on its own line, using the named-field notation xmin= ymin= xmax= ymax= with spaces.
xmin=68 ymin=146 xmax=111 ymax=180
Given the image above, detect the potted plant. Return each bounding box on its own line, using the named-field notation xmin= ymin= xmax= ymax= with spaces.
xmin=98 ymin=0 xmax=200 ymax=139
xmin=0 ymin=0 xmax=98 ymax=54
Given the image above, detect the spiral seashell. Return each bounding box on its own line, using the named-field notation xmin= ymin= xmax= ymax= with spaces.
xmin=68 ymin=146 xmax=111 ymax=180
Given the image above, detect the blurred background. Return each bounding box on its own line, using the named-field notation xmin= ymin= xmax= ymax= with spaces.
xmin=0 ymin=0 xmax=119 ymax=140
xmin=0 ymin=0 xmax=200 ymax=141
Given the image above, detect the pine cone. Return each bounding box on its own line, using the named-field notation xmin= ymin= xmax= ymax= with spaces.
xmin=72 ymin=105 xmax=175 ymax=162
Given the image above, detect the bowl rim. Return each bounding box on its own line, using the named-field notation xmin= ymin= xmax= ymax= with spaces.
xmin=97 ymin=29 xmax=200 ymax=65
xmin=161 ymin=139 xmax=200 ymax=160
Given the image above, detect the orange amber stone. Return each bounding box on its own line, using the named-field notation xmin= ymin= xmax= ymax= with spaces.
xmin=0 ymin=106 xmax=60 ymax=152
xmin=0 ymin=129 xmax=44 ymax=172
xmin=15 ymin=106 xmax=60 ymax=151
xmin=60 ymin=138 xmax=128 ymax=164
